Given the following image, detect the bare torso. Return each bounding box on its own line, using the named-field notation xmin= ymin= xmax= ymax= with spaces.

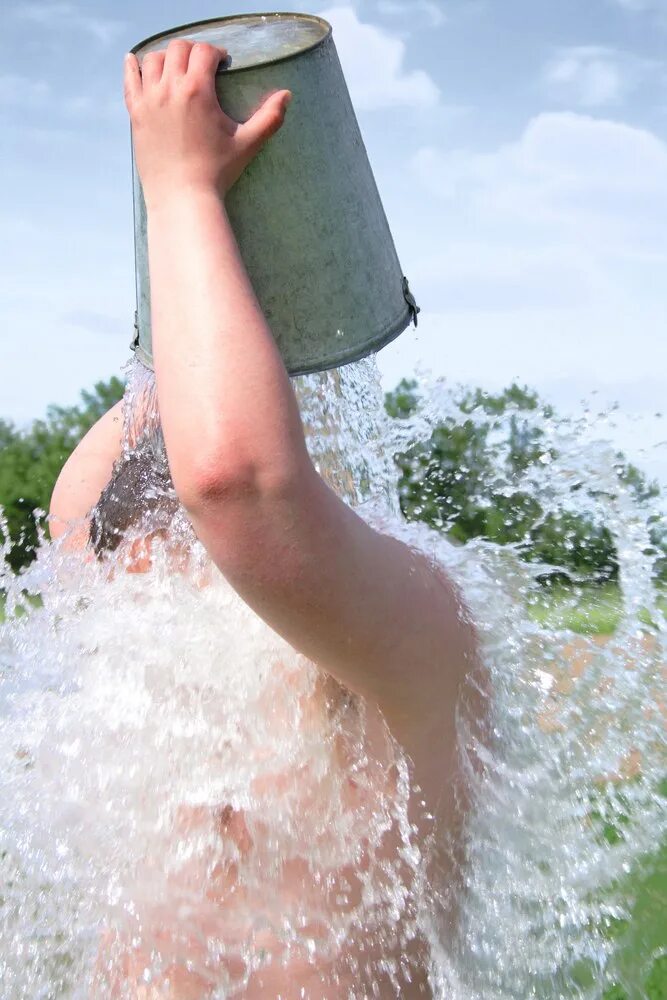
xmin=51 ymin=402 xmax=480 ymax=999
xmin=92 ymin=663 xmax=436 ymax=998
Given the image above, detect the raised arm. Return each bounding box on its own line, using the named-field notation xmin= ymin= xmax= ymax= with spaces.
xmin=124 ymin=42 xmax=478 ymax=768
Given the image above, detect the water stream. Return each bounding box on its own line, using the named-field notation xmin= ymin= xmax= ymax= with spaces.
xmin=0 ymin=357 xmax=664 ymax=998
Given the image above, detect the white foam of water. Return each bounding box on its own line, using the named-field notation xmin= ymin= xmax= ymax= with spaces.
xmin=0 ymin=357 xmax=665 ymax=998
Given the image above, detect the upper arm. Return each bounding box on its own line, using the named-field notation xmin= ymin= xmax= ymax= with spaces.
xmin=49 ymin=401 xmax=124 ymax=548
xmin=184 ymin=468 xmax=479 ymax=765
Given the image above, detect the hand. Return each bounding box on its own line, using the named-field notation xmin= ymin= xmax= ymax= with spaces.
xmin=124 ymin=39 xmax=292 ymax=207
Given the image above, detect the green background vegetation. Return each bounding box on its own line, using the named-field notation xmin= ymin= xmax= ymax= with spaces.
xmin=0 ymin=376 xmax=124 ymax=572
xmin=385 ymin=378 xmax=666 ymax=590
xmin=2 ymin=376 xmax=666 ymax=588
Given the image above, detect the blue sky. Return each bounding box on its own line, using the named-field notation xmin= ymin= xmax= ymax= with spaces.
xmin=1 ymin=0 xmax=666 ymax=480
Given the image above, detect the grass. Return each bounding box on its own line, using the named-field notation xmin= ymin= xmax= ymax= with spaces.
xmin=599 ymin=835 xmax=667 ymax=1000
xmin=527 ymin=581 xmax=667 ymax=636
xmin=527 ymin=582 xmax=667 ymax=996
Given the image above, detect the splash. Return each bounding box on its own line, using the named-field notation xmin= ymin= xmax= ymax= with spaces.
xmin=0 ymin=358 xmax=665 ymax=998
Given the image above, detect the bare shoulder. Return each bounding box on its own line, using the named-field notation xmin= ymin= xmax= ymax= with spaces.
xmin=356 ymin=536 xmax=488 ymax=838
xmin=319 ymin=498 xmax=485 ymax=811
xmin=49 ymin=401 xmax=124 ymax=547
xmin=379 ymin=543 xmax=484 ymax=781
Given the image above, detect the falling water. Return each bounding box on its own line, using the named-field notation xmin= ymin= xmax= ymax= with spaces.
xmin=0 ymin=357 xmax=664 ymax=998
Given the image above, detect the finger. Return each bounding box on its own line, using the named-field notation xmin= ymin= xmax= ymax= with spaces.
xmin=238 ymin=89 xmax=292 ymax=157
xmin=141 ymin=50 xmax=166 ymax=86
xmin=163 ymin=38 xmax=194 ymax=78
xmin=123 ymin=53 xmax=142 ymax=110
xmin=187 ymin=42 xmax=227 ymax=92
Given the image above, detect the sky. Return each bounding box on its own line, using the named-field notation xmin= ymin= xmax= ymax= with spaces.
xmin=1 ymin=0 xmax=666 ymax=482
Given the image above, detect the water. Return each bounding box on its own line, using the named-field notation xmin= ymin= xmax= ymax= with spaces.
xmin=0 ymin=358 xmax=665 ymax=998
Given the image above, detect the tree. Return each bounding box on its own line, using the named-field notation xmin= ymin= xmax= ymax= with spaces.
xmin=385 ymin=380 xmax=664 ymax=584
xmin=2 ymin=373 xmax=663 ymax=584
xmin=0 ymin=377 xmax=125 ymax=572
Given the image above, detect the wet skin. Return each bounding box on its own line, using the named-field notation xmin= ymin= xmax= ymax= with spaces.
xmin=48 ymin=34 xmax=485 ymax=997
xmin=50 ymin=409 xmax=475 ymax=998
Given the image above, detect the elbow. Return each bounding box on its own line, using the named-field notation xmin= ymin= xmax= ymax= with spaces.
xmin=174 ymin=448 xmax=303 ymax=515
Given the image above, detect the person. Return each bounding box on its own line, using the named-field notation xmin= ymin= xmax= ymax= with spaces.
xmin=49 ymin=39 xmax=484 ymax=998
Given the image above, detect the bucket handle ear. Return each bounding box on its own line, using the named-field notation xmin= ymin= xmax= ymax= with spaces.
xmin=130 ymin=310 xmax=140 ymax=352
xmin=402 ymin=277 xmax=420 ymax=328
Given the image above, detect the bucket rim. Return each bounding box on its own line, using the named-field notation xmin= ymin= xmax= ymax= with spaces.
xmin=131 ymin=12 xmax=333 ymax=74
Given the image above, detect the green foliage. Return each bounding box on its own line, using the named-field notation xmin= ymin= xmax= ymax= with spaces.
xmin=2 ymin=374 xmax=664 ymax=587
xmin=385 ymin=380 xmax=664 ymax=584
xmin=384 ymin=378 xmax=421 ymax=419
xmin=0 ymin=377 xmax=124 ymax=572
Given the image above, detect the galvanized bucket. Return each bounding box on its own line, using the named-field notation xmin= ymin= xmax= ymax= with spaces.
xmin=130 ymin=12 xmax=419 ymax=375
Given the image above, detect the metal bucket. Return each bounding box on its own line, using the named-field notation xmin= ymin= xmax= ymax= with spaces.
xmin=130 ymin=12 xmax=419 ymax=376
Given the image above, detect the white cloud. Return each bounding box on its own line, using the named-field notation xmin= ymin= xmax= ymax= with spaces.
xmin=376 ymin=0 xmax=447 ymax=28
xmin=411 ymin=113 xmax=667 ymax=256
xmin=390 ymin=112 xmax=667 ymax=406
xmin=14 ymin=3 xmax=126 ymax=46
xmin=543 ymin=46 xmax=657 ymax=108
xmin=543 ymin=47 xmax=624 ymax=107
xmin=318 ymin=6 xmax=440 ymax=110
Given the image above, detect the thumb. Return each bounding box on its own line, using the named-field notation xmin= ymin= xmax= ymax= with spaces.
xmin=239 ymin=89 xmax=292 ymax=158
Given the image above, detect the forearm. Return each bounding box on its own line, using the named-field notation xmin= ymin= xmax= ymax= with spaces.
xmin=146 ymin=187 xmax=310 ymax=504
